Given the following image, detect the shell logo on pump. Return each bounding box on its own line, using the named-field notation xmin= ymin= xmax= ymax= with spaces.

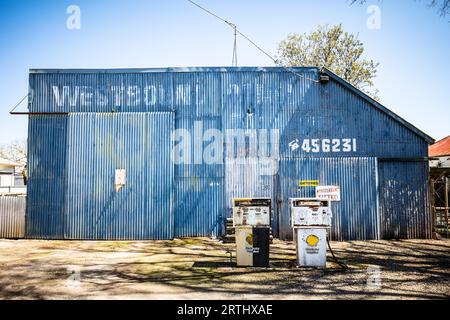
xmin=305 ymin=234 xmax=320 ymax=247
xmin=246 ymin=234 xmax=253 ymax=246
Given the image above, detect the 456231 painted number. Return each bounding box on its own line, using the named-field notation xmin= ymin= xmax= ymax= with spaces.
xmin=301 ymin=139 xmax=357 ymax=153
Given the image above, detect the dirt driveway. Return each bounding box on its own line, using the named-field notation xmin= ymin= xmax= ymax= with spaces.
xmin=0 ymin=238 xmax=448 ymax=300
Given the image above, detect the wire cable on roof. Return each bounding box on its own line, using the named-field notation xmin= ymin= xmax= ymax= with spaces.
xmin=187 ymin=0 xmax=319 ymax=83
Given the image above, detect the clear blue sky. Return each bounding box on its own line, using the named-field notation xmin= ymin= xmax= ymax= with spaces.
xmin=0 ymin=0 xmax=449 ymax=145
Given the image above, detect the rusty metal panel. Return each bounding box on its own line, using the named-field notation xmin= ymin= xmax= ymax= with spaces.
xmin=0 ymin=196 xmax=26 ymax=239
xmin=378 ymin=160 xmax=432 ymax=239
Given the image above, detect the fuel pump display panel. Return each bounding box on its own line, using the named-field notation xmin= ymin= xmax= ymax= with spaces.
xmin=233 ymin=198 xmax=271 ymax=227
xmin=290 ymin=198 xmax=332 ymax=227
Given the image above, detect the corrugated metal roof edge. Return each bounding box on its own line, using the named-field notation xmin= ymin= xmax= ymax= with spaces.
xmin=28 ymin=66 xmax=434 ymax=144
xmin=29 ymin=66 xmax=318 ymax=74
xmin=321 ymin=68 xmax=435 ymax=145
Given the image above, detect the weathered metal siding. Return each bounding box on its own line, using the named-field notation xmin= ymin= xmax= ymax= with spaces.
xmin=378 ymin=161 xmax=432 ymax=239
xmin=221 ymin=71 xmax=310 ymax=237
xmin=26 ymin=67 xmax=432 ymax=240
xmin=279 ymin=157 xmax=379 ymax=241
xmin=175 ymin=177 xmax=223 ymax=237
xmin=26 ymin=115 xmax=67 ymax=239
xmin=279 ymin=78 xmax=429 ymax=159
xmin=29 ymin=72 xmax=175 ymax=113
xmin=29 ymin=68 xmax=429 ymax=158
xmin=27 ymin=113 xmax=175 ymax=240
xmin=172 ymin=72 xmax=224 ymax=237
xmin=0 ymin=196 xmax=26 ymax=238
xmin=225 ymin=158 xmax=278 ymax=234
xmin=64 ymin=113 xmax=174 ymax=240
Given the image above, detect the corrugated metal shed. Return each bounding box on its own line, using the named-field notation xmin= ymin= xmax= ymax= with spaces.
xmin=25 ymin=67 xmax=433 ymax=240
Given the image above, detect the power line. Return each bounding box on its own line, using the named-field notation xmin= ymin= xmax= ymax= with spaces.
xmin=187 ymin=0 xmax=234 ymax=28
xmin=187 ymin=0 xmax=319 ymax=83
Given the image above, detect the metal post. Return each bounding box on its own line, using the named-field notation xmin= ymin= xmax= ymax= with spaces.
xmin=445 ymin=177 xmax=449 ymax=238
xmin=430 ymin=178 xmax=436 ymax=238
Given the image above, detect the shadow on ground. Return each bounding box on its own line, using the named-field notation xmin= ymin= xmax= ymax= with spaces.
xmin=0 ymin=238 xmax=448 ymax=299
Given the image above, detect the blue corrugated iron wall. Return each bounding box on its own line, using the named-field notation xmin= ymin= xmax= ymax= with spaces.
xmin=278 ymin=79 xmax=429 ymax=159
xmin=172 ymin=72 xmax=224 ymax=237
xmin=29 ymin=68 xmax=429 ymax=159
xmin=175 ymin=177 xmax=223 ymax=237
xmin=378 ymin=161 xmax=431 ymax=239
xmin=26 ymin=115 xmax=67 ymax=239
xmin=64 ymin=113 xmax=174 ymax=240
xmin=27 ymin=113 xmax=175 ymax=240
xmin=279 ymin=157 xmax=379 ymax=241
xmin=225 ymin=158 xmax=278 ymax=234
xmin=26 ymin=67 xmax=431 ymax=240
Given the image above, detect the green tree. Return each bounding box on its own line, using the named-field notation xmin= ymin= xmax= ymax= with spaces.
xmin=277 ymin=24 xmax=379 ymax=99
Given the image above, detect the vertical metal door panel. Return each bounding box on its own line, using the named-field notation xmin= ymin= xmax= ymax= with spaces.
xmin=26 ymin=115 xmax=67 ymax=239
xmin=65 ymin=112 xmax=174 ymax=240
xmin=174 ymin=177 xmax=223 ymax=238
xmin=378 ymin=161 xmax=431 ymax=239
xmin=279 ymin=157 xmax=379 ymax=241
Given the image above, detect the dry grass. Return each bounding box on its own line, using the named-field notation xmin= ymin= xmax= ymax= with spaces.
xmin=0 ymin=238 xmax=448 ymax=300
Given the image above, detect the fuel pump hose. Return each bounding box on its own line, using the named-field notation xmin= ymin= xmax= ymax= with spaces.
xmin=327 ymin=238 xmax=349 ymax=269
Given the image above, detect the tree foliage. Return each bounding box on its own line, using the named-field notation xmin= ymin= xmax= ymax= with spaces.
xmin=277 ymin=24 xmax=379 ymax=98
xmin=351 ymin=0 xmax=450 ymax=17
xmin=0 ymin=139 xmax=27 ymax=169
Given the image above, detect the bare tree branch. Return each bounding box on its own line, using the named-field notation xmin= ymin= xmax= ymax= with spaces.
xmin=350 ymin=0 xmax=450 ymax=17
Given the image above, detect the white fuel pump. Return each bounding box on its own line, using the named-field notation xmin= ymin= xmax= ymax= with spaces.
xmin=289 ymin=198 xmax=332 ymax=267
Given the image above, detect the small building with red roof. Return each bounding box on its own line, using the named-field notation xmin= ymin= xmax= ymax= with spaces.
xmin=429 ymin=136 xmax=450 ymax=169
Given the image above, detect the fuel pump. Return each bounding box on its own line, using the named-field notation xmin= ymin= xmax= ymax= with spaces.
xmin=232 ymin=198 xmax=271 ymax=267
xmin=289 ymin=198 xmax=332 ymax=267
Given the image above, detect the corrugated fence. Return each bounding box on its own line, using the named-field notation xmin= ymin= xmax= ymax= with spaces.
xmin=0 ymin=196 xmax=26 ymax=239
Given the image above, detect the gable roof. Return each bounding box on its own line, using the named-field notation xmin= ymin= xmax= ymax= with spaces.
xmin=429 ymin=135 xmax=450 ymax=157
xmin=321 ymin=68 xmax=435 ymax=144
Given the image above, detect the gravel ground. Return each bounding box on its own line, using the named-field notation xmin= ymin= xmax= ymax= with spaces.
xmin=0 ymin=238 xmax=448 ymax=300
